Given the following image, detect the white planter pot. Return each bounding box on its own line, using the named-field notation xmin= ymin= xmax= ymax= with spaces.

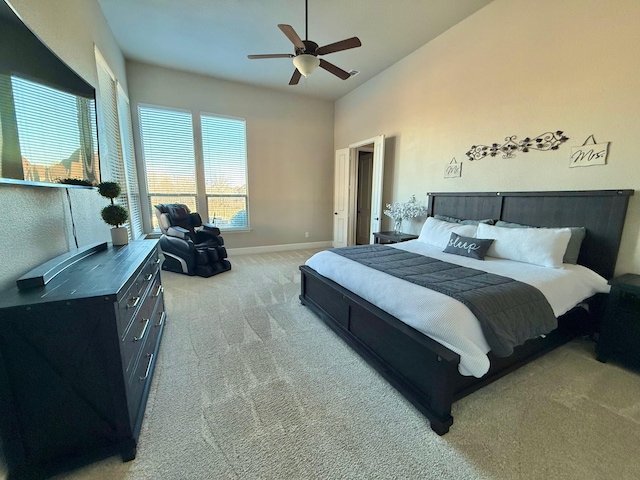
xmin=110 ymin=227 xmax=129 ymax=246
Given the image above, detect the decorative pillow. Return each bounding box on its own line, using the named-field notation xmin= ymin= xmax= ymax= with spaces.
xmin=443 ymin=233 xmax=494 ymax=260
xmin=495 ymin=221 xmax=586 ymax=265
xmin=434 ymin=214 xmax=494 ymax=225
xmin=418 ymin=217 xmax=478 ymax=249
xmin=476 ymin=223 xmax=572 ymax=268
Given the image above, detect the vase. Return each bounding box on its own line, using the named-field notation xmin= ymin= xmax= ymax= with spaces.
xmin=393 ymin=218 xmax=403 ymax=234
xmin=110 ymin=227 xmax=129 ymax=246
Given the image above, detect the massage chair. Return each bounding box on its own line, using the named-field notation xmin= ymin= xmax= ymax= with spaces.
xmin=155 ymin=203 xmax=231 ymax=277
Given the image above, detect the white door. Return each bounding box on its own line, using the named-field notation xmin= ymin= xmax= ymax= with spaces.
xmin=333 ymin=148 xmax=350 ymax=248
xmin=369 ymin=135 xmax=385 ymax=243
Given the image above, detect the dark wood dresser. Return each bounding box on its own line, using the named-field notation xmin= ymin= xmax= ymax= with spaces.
xmin=0 ymin=240 xmax=165 ymax=476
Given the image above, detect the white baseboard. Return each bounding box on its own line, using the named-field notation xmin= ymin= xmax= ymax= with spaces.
xmin=227 ymin=241 xmax=332 ymax=256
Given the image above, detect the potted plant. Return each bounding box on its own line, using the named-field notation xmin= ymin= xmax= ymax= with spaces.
xmin=97 ymin=181 xmax=129 ymax=245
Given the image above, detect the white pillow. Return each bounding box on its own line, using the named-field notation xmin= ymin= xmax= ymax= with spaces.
xmin=475 ymin=223 xmax=571 ymax=268
xmin=418 ymin=217 xmax=478 ymax=249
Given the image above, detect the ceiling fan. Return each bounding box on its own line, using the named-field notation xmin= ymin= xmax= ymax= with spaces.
xmin=247 ymin=0 xmax=361 ymax=85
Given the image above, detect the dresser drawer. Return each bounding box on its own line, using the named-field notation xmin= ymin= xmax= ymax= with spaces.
xmin=126 ymin=299 xmax=165 ymax=427
xmin=116 ymin=255 xmax=160 ymax=337
xmin=120 ymin=276 xmax=163 ymax=376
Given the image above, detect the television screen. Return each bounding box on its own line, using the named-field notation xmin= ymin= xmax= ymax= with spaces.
xmin=0 ymin=0 xmax=100 ymax=188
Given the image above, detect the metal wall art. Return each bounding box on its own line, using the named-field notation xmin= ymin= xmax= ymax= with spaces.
xmin=466 ymin=131 xmax=569 ymax=161
xmin=570 ymin=135 xmax=608 ymax=168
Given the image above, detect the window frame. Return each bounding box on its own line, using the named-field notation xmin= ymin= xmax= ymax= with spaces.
xmin=198 ymin=110 xmax=250 ymax=231
xmin=137 ymin=103 xmax=250 ymax=232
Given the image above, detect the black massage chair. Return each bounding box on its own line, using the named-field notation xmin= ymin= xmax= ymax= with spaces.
xmin=155 ymin=203 xmax=231 ymax=277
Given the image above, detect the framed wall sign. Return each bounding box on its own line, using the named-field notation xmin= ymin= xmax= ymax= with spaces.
xmin=445 ymin=157 xmax=462 ymax=178
xmin=570 ymin=135 xmax=608 ymax=168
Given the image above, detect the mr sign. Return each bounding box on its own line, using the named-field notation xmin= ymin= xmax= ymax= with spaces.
xmin=445 ymin=157 xmax=462 ymax=178
xmin=570 ymin=135 xmax=608 ymax=168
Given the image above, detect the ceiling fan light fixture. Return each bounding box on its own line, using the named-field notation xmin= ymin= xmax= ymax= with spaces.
xmin=293 ymin=54 xmax=320 ymax=77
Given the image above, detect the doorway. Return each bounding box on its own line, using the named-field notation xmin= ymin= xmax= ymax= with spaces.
xmin=332 ymin=135 xmax=385 ymax=247
xmin=355 ymin=149 xmax=373 ymax=244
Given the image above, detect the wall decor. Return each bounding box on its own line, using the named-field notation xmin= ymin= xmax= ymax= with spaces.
xmin=445 ymin=157 xmax=462 ymax=178
xmin=570 ymin=135 xmax=608 ymax=168
xmin=465 ymin=131 xmax=569 ymax=161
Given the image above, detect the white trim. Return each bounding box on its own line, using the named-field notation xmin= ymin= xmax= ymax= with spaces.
xmin=227 ymin=241 xmax=331 ymax=256
xmin=349 ymin=136 xmax=382 ymax=149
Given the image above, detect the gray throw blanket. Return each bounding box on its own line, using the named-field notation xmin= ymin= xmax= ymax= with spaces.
xmin=330 ymin=245 xmax=558 ymax=357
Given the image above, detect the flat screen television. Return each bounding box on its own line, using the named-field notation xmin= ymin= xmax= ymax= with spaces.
xmin=0 ymin=0 xmax=100 ymax=188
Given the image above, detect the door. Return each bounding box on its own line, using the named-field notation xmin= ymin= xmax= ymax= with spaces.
xmin=333 ymin=148 xmax=350 ymax=248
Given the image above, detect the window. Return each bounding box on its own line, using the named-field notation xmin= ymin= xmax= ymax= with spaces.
xmin=138 ymin=106 xmax=197 ymax=228
xmin=0 ymin=74 xmax=99 ymax=184
xmin=138 ymin=104 xmax=249 ymax=230
xmin=95 ymin=48 xmax=143 ymax=239
xmin=201 ymin=114 xmax=248 ymax=229
xmin=117 ymin=86 xmax=143 ymax=240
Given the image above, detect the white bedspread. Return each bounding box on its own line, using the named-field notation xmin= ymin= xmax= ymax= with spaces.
xmin=305 ymin=240 xmax=609 ymax=377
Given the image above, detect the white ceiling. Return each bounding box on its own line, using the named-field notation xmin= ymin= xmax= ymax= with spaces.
xmin=97 ymin=0 xmax=493 ymax=101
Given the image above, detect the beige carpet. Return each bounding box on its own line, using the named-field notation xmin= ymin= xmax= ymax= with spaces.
xmin=53 ymin=249 xmax=640 ymax=480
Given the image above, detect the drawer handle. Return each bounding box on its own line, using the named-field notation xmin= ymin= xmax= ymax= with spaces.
xmin=140 ymin=353 xmax=154 ymax=381
xmin=145 ymin=273 xmax=153 ymax=281
xmin=156 ymin=311 xmax=166 ymax=327
xmin=154 ymin=258 xmax=161 ymax=265
xmin=134 ymin=318 xmax=150 ymax=341
xmin=127 ymin=296 xmax=141 ymax=309
xmin=153 ymin=285 xmax=164 ymax=297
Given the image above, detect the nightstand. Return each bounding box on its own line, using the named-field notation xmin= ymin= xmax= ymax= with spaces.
xmin=373 ymin=231 xmax=419 ymax=244
xmin=596 ymin=273 xmax=640 ymax=367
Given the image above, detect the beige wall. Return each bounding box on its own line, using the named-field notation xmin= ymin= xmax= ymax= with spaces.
xmin=126 ymin=61 xmax=335 ymax=249
xmin=0 ymin=0 xmax=126 ymax=294
xmin=335 ymin=0 xmax=640 ymax=276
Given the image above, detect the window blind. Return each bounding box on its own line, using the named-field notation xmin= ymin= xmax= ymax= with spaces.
xmin=201 ymin=114 xmax=248 ymax=228
xmin=117 ymin=86 xmax=143 ymax=240
xmin=95 ymin=52 xmax=132 ymax=235
xmin=138 ymin=105 xmax=197 ymax=227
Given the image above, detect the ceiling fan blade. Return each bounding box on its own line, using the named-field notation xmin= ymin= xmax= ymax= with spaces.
xmin=319 ymin=59 xmax=351 ymax=80
xmin=278 ymin=24 xmax=305 ymax=50
xmin=289 ymin=69 xmax=302 ymax=85
xmin=315 ymin=37 xmax=362 ymax=56
xmin=248 ymin=54 xmax=294 ymax=59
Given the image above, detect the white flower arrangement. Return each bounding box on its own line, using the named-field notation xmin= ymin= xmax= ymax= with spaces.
xmin=383 ymin=195 xmax=428 ymax=222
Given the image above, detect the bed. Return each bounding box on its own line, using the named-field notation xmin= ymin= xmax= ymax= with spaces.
xmin=299 ymin=190 xmax=633 ymax=434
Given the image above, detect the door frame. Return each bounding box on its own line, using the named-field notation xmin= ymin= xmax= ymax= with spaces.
xmin=348 ymin=135 xmax=384 ymax=244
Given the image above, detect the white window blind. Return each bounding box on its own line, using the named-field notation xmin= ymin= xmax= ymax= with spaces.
xmin=201 ymin=114 xmax=248 ymax=228
xmin=117 ymin=85 xmax=143 ymax=240
xmin=95 ymin=51 xmax=132 ymax=235
xmin=2 ymin=75 xmax=99 ymax=183
xmin=137 ymin=105 xmax=197 ymax=228
xmin=95 ymin=49 xmax=144 ymax=240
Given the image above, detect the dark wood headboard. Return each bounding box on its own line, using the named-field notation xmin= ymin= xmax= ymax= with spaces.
xmin=426 ymin=190 xmax=634 ymax=279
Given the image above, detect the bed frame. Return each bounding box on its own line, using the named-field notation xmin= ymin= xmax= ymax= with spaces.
xmin=300 ymin=189 xmax=633 ymax=434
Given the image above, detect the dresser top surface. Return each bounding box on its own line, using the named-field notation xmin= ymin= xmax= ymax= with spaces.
xmin=0 ymin=240 xmax=158 ymax=309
